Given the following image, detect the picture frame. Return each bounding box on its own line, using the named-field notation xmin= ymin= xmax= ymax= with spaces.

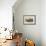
xmin=23 ymin=15 xmax=36 ymax=25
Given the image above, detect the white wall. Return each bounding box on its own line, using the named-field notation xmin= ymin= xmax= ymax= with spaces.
xmin=13 ymin=0 xmax=41 ymax=46
xmin=0 ymin=0 xmax=16 ymax=29
xmin=13 ymin=0 xmax=46 ymax=46
xmin=41 ymin=0 xmax=46 ymax=46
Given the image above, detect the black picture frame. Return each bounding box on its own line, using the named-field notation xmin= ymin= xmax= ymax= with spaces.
xmin=23 ymin=15 xmax=36 ymax=25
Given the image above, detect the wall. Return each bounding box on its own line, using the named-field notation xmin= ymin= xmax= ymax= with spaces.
xmin=13 ymin=0 xmax=41 ymax=46
xmin=0 ymin=0 xmax=16 ymax=29
xmin=41 ymin=0 xmax=46 ymax=46
xmin=0 ymin=0 xmax=16 ymax=39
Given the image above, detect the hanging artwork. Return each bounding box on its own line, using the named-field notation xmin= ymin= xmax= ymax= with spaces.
xmin=23 ymin=15 xmax=36 ymax=25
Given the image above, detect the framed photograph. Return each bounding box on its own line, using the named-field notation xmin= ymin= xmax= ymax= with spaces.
xmin=23 ymin=15 xmax=36 ymax=25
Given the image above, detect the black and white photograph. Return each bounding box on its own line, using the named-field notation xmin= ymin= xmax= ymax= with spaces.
xmin=23 ymin=15 xmax=36 ymax=25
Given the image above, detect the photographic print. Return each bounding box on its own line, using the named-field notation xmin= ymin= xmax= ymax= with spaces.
xmin=23 ymin=15 xmax=36 ymax=25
